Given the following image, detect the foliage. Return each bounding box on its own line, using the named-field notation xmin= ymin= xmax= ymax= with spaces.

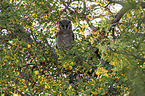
xmin=0 ymin=0 xmax=145 ymax=95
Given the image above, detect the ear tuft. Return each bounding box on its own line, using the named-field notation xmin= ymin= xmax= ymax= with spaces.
xmin=68 ymin=21 xmax=71 ymax=23
xmin=59 ymin=21 xmax=61 ymax=24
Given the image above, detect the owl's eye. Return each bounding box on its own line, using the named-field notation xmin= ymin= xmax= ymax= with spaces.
xmin=62 ymin=25 xmax=64 ymax=28
xmin=66 ymin=25 xmax=68 ymax=29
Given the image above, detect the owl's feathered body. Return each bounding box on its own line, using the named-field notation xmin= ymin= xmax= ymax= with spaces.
xmin=55 ymin=20 xmax=74 ymax=50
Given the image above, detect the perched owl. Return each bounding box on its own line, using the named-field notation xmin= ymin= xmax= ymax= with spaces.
xmin=55 ymin=20 xmax=74 ymax=50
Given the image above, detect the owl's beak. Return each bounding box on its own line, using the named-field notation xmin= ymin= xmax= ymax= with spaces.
xmin=66 ymin=25 xmax=70 ymax=30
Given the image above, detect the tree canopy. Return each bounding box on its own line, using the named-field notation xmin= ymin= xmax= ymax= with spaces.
xmin=0 ymin=0 xmax=145 ymax=95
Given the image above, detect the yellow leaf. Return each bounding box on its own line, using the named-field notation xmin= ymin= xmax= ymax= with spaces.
xmin=26 ymin=88 xmax=28 ymax=92
xmin=38 ymin=75 xmax=41 ymax=79
xmin=82 ymin=24 xmax=87 ymax=29
xmin=27 ymin=44 xmax=31 ymax=48
xmin=5 ymin=55 xmax=9 ymax=59
xmin=13 ymin=94 xmax=17 ymax=96
xmin=35 ymin=70 xmax=39 ymax=75
xmin=45 ymin=85 xmax=48 ymax=88
xmin=68 ymin=85 xmax=72 ymax=90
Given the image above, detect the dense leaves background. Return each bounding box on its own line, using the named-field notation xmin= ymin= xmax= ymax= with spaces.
xmin=0 ymin=0 xmax=145 ymax=95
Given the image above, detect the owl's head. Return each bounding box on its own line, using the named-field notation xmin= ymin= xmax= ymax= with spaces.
xmin=59 ymin=20 xmax=72 ymax=30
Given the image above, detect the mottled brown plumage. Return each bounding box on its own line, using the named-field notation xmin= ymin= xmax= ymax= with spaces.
xmin=55 ymin=20 xmax=74 ymax=50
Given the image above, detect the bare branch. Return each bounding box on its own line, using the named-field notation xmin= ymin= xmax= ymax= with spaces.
xmin=85 ymin=17 xmax=99 ymax=32
xmin=83 ymin=0 xmax=86 ymax=13
xmin=105 ymin=2 xmax=111 ymax=8
xmin=109 ymin=0 xmax=145 ymax=8
xmin=111 ymin=5 xmax=131 ymax=23
xmin=110 ymin=49 xmax=145 ymax=61
xmin=109 ymin=0 xmax=125 ymax=6
xmin=110 ymin=1 xmax=145 ymax=23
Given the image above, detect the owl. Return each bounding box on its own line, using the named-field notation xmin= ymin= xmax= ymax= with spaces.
xmin=55 ymin=20 xmax=74 ymax=50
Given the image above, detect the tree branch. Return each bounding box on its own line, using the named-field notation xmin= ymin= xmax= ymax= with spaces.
xmin=110 ymin=1 xmax=145 ymax=23
xmin=110 ymin=49 xmax=145 ymax=61
xmin=85 ymin=17 xmax=99 ymax=32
